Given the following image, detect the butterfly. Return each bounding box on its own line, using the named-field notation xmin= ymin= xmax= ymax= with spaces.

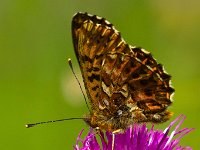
xmin=72 ymin=12 xmax=174 ymax=132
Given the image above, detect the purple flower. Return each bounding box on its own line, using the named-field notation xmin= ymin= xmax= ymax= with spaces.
xmin=74 ymin=115 xmax=194 ymax=150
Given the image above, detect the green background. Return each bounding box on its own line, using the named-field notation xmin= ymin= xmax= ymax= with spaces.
xmin=1 ymin=0 xmax=199 ymax=149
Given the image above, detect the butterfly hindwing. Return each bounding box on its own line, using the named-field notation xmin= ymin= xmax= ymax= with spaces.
xmin=72 ymin=12 xmax=174 ymax=131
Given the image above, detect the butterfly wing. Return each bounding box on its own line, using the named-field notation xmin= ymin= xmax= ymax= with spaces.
xmin=72 ymin=12 xmax=174 ymax=130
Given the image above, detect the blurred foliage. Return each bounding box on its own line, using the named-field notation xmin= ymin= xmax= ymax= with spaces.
xmin=0 ymin=0 xmax=199 ymax=149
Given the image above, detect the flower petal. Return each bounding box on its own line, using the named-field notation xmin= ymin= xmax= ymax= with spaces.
xmin=74 ymin=115 xmax=193 ymax=150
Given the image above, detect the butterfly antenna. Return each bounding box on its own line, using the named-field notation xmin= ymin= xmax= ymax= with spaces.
xmin=68 ymin=58 xmax=91 ymax=114
xmin=25 ymin=117 xmax=84 ymax=128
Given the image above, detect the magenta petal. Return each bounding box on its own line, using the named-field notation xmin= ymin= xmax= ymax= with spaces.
xmin=74 ymin=115 xmax=193 ymax=150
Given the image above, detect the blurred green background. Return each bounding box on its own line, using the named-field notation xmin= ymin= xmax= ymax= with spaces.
xmin=0 ymin=0 xmax=199 ymax=149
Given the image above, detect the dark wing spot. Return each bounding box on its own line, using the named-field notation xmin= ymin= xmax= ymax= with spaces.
xmin=95 ymin=54 xmax=103 ymax=59
xmin=144 ymin=88 xmax=153 ymax=96
xmin=161 ymin=73 xmax=171 ymax=81
xmin=92 ymin=67 xmax=100 ymax=72
xmin=88 ymin=74 xmax=100 ymax=82
xmin=140 ymin=79 xmax=148 ymax=86
xmin=95 ymin=93 xmax=99 ymax=98
xmin=124 ymin=67 xmax=130 ymax=74
xmin=166 ymin=87 xmax=175 ymax=94
xmin=92 ymin=86 xmax=99 ymax=91
xmin=131 ymin=73 xmax=140 ymax=79
xmin=87 ymin=67 xmax=100 ymax=72
xmin=83 ymin=55 xmax=93 ymax=63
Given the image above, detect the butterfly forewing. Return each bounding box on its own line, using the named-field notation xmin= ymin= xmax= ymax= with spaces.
xmin=72 ymin=12 xmax=174 ymax=132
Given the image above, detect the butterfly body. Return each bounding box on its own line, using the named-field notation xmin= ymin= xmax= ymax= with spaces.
xmin=72 ymin=12 xmax=174 ymax=132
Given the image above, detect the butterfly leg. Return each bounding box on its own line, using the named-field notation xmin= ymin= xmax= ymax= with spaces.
xmin=112 ymin=133 xmax=115 ymax=150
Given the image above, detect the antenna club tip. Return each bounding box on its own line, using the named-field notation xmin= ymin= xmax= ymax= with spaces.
xmin=68 ymin=58 xmax=72 ymax=62
xmin=25 ymin=124 xmax=35 ymax=128
xmin=68 ymin=58 xmax=73 ymax=67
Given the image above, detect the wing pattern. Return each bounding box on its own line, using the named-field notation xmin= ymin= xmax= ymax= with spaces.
xmin=72 ymin=12 xmax=174 ymax=131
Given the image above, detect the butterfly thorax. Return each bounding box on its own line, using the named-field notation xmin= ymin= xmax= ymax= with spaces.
xmin=83 ymin=108 xmax=133 ymax=132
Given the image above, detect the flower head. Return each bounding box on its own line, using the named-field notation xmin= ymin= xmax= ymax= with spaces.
xmin=74 ymin=115 xmax=193 ymax=150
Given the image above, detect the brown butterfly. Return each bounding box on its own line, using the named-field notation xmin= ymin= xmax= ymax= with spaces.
xmin=72 ymin=12 xmax=174 ymax=132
